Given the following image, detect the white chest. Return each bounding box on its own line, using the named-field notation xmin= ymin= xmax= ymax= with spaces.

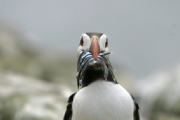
xmin=72 ymin=81 xmax=134 ymax=120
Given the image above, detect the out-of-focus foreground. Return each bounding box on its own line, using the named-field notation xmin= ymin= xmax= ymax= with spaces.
xmin=0 ymin=23 xmax=76 ymax=120
xmin=0 ymin=22 xmax=180 ymax=120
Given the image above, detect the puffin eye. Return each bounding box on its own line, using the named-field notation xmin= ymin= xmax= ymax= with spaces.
xmin=105 ymin=38 xmax=108 ymax=47
xmin=80 ymin=37 xmax=84 ymax=46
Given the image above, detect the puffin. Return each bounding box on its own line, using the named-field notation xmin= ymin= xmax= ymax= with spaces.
xmin=63 ymin=32 xmax=139 ymax=120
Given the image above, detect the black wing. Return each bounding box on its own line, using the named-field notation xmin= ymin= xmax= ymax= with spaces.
xmin=131 ymin=95 xmax=140 ymax=120
xmin=63 ymin=93 xmax=76 ymax=120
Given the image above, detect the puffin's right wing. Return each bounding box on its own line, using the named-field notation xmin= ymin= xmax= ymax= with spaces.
xmin=63 ymin=93 xmax=76 ymax=120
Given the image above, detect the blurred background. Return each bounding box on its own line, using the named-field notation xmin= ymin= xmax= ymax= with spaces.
xmin=0 ymin=0 xmax=180 ymax=120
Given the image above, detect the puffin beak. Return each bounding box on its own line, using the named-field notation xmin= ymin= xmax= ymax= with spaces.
xmin=89 ymin=36 xmax=100 ymax=59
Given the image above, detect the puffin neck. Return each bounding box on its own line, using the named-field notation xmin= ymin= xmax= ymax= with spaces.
xmin=80 ymin=66 xmax=105 ymax=88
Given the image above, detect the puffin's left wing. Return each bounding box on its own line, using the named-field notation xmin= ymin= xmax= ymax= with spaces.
xmin=63 ymin=93 xmax=76 ymax=120
xmin=131 ymin=95 xmax=140 ymax=120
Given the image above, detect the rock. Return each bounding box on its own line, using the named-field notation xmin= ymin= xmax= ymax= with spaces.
xmin=134 ymin=64 xmax=180 ymax=120
xmin=0 ymin=73 xmax=73 ymax=120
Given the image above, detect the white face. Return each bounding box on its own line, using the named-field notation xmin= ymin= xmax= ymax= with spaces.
xmin=77 ymin=33 xmax=109 ymax=56
xmin=99 ymin=34 xmax=109 ymax=53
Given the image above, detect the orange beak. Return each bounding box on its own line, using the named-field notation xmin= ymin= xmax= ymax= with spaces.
xmin=90 ymin=36 xmax=100 ymax=59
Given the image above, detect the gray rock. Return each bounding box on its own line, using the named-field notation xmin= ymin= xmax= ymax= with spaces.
xmin=0 ymin=73 xmax=73 ymax=120
xmin=134 ymin=64 xmax=180 ymax=120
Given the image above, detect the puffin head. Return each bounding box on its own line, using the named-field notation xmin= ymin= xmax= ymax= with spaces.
xmin=76 ymin=33 xmax=116 ymax=88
